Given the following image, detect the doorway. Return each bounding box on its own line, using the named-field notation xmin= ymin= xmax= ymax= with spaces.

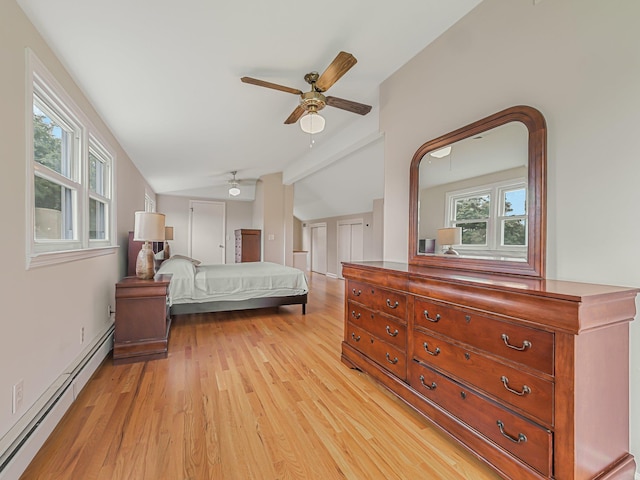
xmin=310 ymin=222 xmax=327 ymax=275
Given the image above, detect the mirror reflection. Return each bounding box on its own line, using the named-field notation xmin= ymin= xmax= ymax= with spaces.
xmin=417 ymin=121 xmax=529 ymax=262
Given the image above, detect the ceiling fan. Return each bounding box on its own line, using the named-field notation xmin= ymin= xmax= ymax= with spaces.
xmin=227 ymin=170 xmax=258 ymax=197
xmin=241 ymin=51 xmax=372 ymax=133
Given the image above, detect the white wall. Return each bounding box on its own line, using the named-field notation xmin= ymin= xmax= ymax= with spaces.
xmin=380 ymin=0 xmax=640 ymax=463
xmin=0 ymin=0 xmax=152 ymax=446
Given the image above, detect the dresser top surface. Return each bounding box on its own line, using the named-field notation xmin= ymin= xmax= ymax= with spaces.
xmin=342 ymin=261 xmax=638 ymax=302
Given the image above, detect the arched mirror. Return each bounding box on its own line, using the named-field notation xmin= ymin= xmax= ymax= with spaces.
xmin=409 ymin=106 xmax=546 ymax=278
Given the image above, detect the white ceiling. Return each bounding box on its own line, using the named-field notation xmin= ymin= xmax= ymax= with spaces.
xmin=17 ymin=0 xmax=482 ymax=220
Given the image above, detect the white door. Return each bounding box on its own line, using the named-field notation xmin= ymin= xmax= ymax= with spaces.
xmin=310 ymin=223 xmax=327 ymax=275
xmin=337 ymin=219 xmax=364 ymax=278
xmin=189 ymin=200 xmax=225 ymax=264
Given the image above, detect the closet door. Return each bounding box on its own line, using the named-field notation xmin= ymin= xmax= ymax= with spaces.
xmin=337 ymin=219 xmax=363 ymax=279
xmin=189 ymin=200 xmax=225 ymax=264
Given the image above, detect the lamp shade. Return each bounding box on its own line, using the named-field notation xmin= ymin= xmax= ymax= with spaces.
xmin=133 ymin=212 xmax=165 ymax=241
xmin=437 ymin=227 xmax=462 ymax=246
xmin=164 ymin=226 xmax=174 ymax=241
xmin=229 ymin=185 xmax=241 ymax=196
xmin=299 ymin=112 xmax=325 ymax=134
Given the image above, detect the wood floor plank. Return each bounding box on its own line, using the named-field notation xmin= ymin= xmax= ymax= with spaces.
xmin=20 ymin=273 xmax=500 ymax=480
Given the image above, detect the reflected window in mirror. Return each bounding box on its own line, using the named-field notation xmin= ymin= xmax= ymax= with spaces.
xmin=409 ymin=106 xmax=546 ymax=277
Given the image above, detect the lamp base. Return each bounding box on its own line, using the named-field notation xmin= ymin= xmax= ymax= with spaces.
xmin=136 ymin=242 xmax=155 ymax=279
xmin=443 ymin=246 xmax=459 ymax=255
xmin=163 ymin=242 xmax=171 ymax=260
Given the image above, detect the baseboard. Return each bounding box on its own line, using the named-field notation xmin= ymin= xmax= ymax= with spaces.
xmin=326 ymin=272 xmax=338 ymax=279
xmin=0 ymin=324 xmax=114 ymax=479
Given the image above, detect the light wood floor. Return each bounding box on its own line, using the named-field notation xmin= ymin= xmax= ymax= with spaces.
xmin=21 ymin=273 xmax=500 ymax=480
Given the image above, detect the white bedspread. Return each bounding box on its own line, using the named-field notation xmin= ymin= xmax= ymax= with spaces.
xmin=156 ymin=258 xmax=308 ymax=304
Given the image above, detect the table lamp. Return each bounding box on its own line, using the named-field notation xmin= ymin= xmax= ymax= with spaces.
xmin=163 ymin=226 xmax=173 ymax=259
xmin=437 ymin=227 xmax=462 ymax=255
xmin=133 ymin=212 xmax=165 ymax=279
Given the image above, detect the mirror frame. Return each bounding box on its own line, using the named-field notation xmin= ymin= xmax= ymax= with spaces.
xmin=408 ymin=105 xmax=547 ymax=278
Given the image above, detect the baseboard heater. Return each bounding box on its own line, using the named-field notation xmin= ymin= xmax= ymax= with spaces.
xmin=0 ymin=325 xmax=114 ymax=479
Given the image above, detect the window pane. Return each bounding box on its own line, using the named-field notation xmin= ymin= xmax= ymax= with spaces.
xmin=33 ymin=104 xmax=72 ymax=179
xmin=458 ymin=222 xmax=487 ymax=245
xmin=89 ymin=198 xmax=106 ymax=239
xmin=455 ymin=195 xmax=490 ymax=220
xmin=503 ymin=188 xmax=526 ymax=216
xmin=503 ymin=219 xmax=527 ymax=246
xmin=34 ymin=176 xmax=74 ymax=240
xmin=89 ymin=150 xmax=105 ymax=195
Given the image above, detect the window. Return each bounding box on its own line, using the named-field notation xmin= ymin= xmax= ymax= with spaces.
xmin=27 ymin=50 xmax=116 ymax=268
xmin=446 ymin=179 xmax=527 ymax=257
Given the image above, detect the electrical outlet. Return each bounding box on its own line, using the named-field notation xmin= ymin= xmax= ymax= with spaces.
xmin=80 ymin=326 xmax=85 ymax=344
xmin=12 ymin=380 xmax=23 ymax=414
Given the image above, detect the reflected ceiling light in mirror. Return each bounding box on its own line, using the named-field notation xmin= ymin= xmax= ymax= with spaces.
xmin=430 ymin=146 xmax=452 ymax=158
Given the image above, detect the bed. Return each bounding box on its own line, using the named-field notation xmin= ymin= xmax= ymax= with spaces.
xmin=154 ymin=257 xmax=309 ymax=315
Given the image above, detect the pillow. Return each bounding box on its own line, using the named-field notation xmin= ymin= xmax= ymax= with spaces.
xmin=154 ymin=250 xmax=165 ymax=260
xmin=169 ymin=254 xmax=201 ymax=266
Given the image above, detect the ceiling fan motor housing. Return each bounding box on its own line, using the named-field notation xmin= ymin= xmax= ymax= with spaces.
xmin=301 ymin=91 xmax=326 ymax=113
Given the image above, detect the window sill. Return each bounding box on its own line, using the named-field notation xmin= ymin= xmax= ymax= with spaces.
xmin=27 ymin=245 xmax=119 ymax=269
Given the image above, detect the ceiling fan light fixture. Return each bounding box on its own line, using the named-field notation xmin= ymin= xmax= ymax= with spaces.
xmin=299 ymin=112 xmax=325 ymax=134
xmin=430 ymin=146 xmax=452 ymax=158
xmin=229 ymin=184 xmax=241 ymax=196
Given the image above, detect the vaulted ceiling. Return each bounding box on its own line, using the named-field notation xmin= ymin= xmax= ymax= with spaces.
xmin=16 ymin=0 xmax=482 ymax=220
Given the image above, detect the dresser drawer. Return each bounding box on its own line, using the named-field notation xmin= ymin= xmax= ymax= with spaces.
xmin=414 ymin=297 xmax=554 ymax=374
xmin=347 ymin=301 xmax=407 ymax=350
xmin=409 ymin=361 xmax=552 ymax=477
xmin=346 ymin=322 xmax=406 ymax=380
xmin=412 ymin=329 xmax=553 ymax=425
xmin=348 ymin=280 xmax=407 ymax=320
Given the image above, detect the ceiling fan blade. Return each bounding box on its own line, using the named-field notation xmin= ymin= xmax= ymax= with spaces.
xmin=284 ymin=105 xmax=306 ymax=124
xmin=315 ymin=51 xmax=357 ymax=92
xmin=241 ymin=77 xmax=302 ymax=95
xmin=326 ymin=96 xmax=372 ymax=116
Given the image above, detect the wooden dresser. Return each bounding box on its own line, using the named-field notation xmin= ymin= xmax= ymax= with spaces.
xmin=341 ymin=261 xmax=637 ymax=479
xmin=235 ymin=229 xmax=261 ymax=262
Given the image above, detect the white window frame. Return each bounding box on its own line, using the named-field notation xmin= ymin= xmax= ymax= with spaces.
xmin=26 ymin=49 xmax=117 ymax=269
xmin=445 ymin=178 xmax=527 ymax=256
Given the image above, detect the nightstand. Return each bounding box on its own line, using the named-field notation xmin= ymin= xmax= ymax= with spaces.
xmin=113 ymin=274 xmax=172 ymax=365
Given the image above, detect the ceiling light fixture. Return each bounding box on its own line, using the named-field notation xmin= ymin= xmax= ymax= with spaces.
xmin=299 ymin=111 xmax=325 ymax=134
xmin=228 ymin=171 xmax=241 ymax=197
xmin=430 ymin=146 xmax=452 ymax=158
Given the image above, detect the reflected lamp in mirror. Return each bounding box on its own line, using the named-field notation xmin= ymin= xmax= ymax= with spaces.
xmin=133 ymin=211 xmax=165 ymax=279
xmin=163 ymin=226 xmax=174 ymax=259
xmin=437 ymin=227 xmax=462 ymax=255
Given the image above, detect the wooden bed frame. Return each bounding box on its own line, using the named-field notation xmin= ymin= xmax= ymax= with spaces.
xmin=169 ymin=293 xmax=307 ymax=316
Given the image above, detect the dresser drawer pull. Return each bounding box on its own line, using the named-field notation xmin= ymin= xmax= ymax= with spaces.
xmin=386 ymin=326 xmax=399 ymax=337
xmin=386 ymin=299 xmax=399 ymax=309
xmin=351 ymin=310 xmax=361 ymax=319
xmin=501 ymin=376 xmax=531 ymax=396
xmin=496 ymin=420 xmax=527 ymax=444
xmin=419 ymin=375 xmax=437 ymax=390
xmin=385 ymin=353 xmax=399 ymax=364
xmin=352 ymin=288 xmax=362 ymax=296
xmin=422 ymin=342 xmax=441 ymax=356
xmin=351 ymin=333 xmax=361 ymax=342
xmin=501 ymin=334 xmax=532 ymax=351
xmin=423 ymin=310 xmax=441 ymax=322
